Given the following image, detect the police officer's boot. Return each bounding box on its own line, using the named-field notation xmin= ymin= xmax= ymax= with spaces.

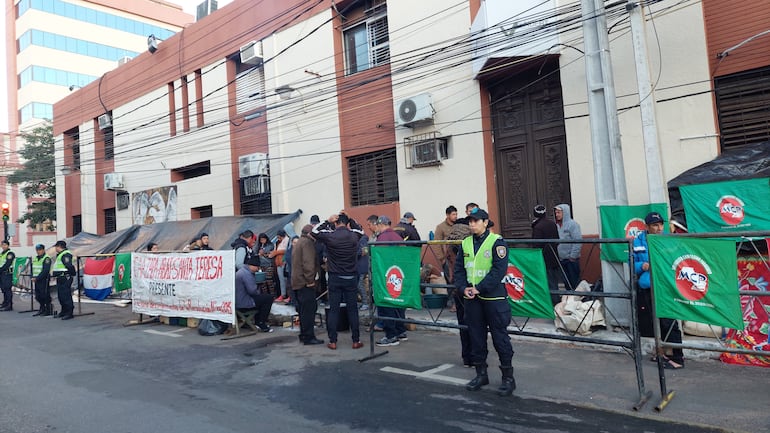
xmin=497 ymin=366 xmax=516 ymax=397
xmin=466 ymin=364 xmax=489 ymax=391
xmin=42 ymin=304 xmax=53 ymax=316
xmin=32 ymin=305 xmax=45 ymax=316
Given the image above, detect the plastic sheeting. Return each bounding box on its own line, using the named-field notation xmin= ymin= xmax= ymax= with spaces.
xmin=668 ymin=142 xmax=770 ymax=228
xmin=65 ymin=211 xmax=301 ymax=256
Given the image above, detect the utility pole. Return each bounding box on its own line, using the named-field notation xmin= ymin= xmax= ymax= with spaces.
xmin=627 ymin=0 xmax=667 ymax=203
xmin=581 ymin=0 xmax=629 ymax=325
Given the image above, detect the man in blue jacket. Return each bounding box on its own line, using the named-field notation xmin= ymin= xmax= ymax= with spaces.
xmin=633 ymin=212 xmax=684 ymax=369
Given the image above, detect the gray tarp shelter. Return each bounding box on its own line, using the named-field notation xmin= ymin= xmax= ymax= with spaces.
xmin=64 ymin=211 xmax=302 ymax=256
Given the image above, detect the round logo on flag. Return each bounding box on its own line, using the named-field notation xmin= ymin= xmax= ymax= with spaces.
xmin=385 ymin=265 xmax=404 ymax=299
xmin=503 ymin=265 xmax=525 ymax=300
xmin=118 ymin=263 xmax=125 ymax=282
xmin=624 ymin=218 xmax=647 ymax=238
xmin=717 ymin=195 xmax=745 ymax=226
xmin=89 ymin=276 xmax=99 ymax=289
xmin=674 ymin=256 xmax=710 ymax=301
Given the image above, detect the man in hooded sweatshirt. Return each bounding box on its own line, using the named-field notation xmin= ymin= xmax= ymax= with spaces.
xmin=554 ymin=204 xmax=582 ymax=290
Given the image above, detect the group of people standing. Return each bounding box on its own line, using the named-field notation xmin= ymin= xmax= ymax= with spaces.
xmin=0 ymin=240 xmax=77 ymax=320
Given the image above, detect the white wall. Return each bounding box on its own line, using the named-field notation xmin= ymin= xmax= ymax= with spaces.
xmin=264 ymin=10 xmax=344 ymax=220
xmin=388 ymin=0 xmax=486 ymax=233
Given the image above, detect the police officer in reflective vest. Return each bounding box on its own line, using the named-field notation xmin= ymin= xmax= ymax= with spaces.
xmin=32 ymin=243 xmax=53 ymax=316
xmin=53 ymin=240 xmax=76 ymax=320
xmin=453 ymin=208 xmax=515 ymax=396
xmin=0 ymin=240 xmax=15 ymax=311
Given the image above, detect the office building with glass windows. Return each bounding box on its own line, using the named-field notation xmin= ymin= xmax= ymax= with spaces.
xmin=3 ymin=0 xmax=190 ymax=250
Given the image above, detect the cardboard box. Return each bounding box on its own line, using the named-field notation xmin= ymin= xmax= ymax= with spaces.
xmin=187 ymin=318 xmax=200 ymax=328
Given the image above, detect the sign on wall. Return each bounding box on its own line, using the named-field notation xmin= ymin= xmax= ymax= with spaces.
xmin=131 ymin=251 xmax=235 ymax=323
xmin=132 ymin=186 xmax=178 ymax=225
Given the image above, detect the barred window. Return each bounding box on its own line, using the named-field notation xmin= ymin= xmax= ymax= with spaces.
xmin=348 ymin=148 xmax=399 ymax=206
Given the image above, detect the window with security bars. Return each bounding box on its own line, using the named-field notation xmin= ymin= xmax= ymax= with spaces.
xmin=104 ymin=208 xmax=116 ymax=234
xmin=343 ymin=4 xmax=390 ymax=75
xmin=715 ymin=66 xmax=770 ymax=149
xmin=240 ymin=176 xmax=272 ymax=215
xmin=72 ymin=215 xmax=82 ymax=236
xmin=348 ymin=148 xmax=399 ymax=206
xmin=64 ymin=127 xmax=80 ymax=170
xmin=235 ymin=57 xmax=265 ymax=114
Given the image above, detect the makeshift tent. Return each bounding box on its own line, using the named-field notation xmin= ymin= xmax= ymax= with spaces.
xmin=668 ymin=142 xmax=770 ymax=229
xmin=64 ymin=211 xmax=302 ymax=256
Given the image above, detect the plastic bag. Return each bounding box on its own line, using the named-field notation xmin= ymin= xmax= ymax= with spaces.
xmin=198 ymin=319 xmax=228 ymax=336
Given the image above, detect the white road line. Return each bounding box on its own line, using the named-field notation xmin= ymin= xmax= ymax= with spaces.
xmin=143 ymin=328 xmax=187 ymax=337
xmin=381 ymin=364 xmax=467 ymax=386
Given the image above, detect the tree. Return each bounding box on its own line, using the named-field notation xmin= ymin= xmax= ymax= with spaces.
xmin=8 ymin=122 xmax=56 ymax=230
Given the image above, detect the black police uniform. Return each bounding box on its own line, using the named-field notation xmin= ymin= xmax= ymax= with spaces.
xmin=54 ymin=250 xmax=77 ymax=320
xmin=453 ymin=228 xmax=515 ymax=396
xmin=0 ymin=248 xmax=16 ymax=311
xmin=32 ymin=253 xmax=52 ymax=316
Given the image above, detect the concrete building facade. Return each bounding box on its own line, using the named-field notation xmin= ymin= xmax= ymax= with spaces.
xmin=52 ymin=0 xmax=767 ymax=247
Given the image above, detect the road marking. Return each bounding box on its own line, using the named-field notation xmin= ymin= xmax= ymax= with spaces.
xmin=381 ymin=363 xmax=467 ymax=386
xmin=143 ymin=328 xmax=187 ymax=338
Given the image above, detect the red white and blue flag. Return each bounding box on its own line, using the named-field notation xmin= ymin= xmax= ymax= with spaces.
xmin=84 ymin=257 xmax=115 ymax=301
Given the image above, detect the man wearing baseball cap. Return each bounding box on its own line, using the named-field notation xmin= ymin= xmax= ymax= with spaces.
xmin=31 ymin=244 xmax=53 ymax=316
xmin=633 ymin=211 xmax=684 ymax=369
xmin=394 ymin=212 xmax=420 ymax=241
xmin=453 ymin=208 xmax=516 ymax=396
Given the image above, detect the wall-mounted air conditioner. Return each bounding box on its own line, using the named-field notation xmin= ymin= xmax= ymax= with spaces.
xmin=395 ymin=93 xmax=434 ymax=127
xmin=104 ymin=173 xmax=124 ymax=190
xmin=238 ymin=152 xmax=268 ymax=178
xmin=98 ymin=113 xmax=112 ymax=130
xmin=240 ymin=40 xmax=263 ymax=65
xmin=404 ymin=132 xmax=449 ymax=168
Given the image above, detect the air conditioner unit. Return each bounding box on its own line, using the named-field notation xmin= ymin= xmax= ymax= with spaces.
xmin=240 ymin=40 xmax=263 ymax=65
xmin=98 ymin=113 xmax=112 ymax=130
xmin=117 ymin=56 xmax=132 ymax=66
xmin=395 ymin=93 xmax=433 ymax=127
xmin=238 ymin=152 xmax=268 ymax=178
xmin=104 ymin=173 xmax=124 ymax=190
xmin=411 ymin=137 xmax=448 ymax=167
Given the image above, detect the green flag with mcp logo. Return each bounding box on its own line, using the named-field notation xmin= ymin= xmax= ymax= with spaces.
xmin=505 ymin=248 xmax=554 ymax=319
xmin=371 ymin=245 xmax=422 ymax=309
xmin=648 ymin=235 xmax=742 ymax=330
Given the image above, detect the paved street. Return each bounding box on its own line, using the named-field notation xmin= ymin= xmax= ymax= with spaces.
xmin=0 ymin=303 xmax=766 ymax=433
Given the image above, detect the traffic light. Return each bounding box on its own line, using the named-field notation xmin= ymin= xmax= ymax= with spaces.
xmin=1 ymin=202 xmax=9 ymax=222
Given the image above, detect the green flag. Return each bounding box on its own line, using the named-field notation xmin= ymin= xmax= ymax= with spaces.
xmin=371 ymin=245 xmax=422 ymax=309
xmin=648 ymin=235 xmax=743 ymax=330
xmin=680 ymin=178 xmax=770 ymax=233
xmin=13 ymin=257 xmax=29 ymax=286
xmin=599 ymin=203 xmax=668 ymax=262
xmin=113 ymin=253 xmax=132 ymax=292
xmin=505 ymin=248 xmax=555 ymax=319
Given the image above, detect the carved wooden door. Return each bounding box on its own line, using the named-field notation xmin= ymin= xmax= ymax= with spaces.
xmin=489 ymin=66 xmax=572 ymax=238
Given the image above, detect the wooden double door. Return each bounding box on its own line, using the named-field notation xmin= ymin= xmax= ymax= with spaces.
xmin=488 ymin=63 xmax=572 ymax=238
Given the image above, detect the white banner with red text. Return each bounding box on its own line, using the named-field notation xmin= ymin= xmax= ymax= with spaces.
xmin=131 ymin=251 xmax=235 ymax=323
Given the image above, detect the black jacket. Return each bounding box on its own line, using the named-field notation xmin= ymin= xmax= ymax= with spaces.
xmin=312 ymin=220 xmax=364 ymax=275
xmin=532 ymin=216 xmax=560 ymax=269
xmin=393 ymin=221 xmax=420 ymax=240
